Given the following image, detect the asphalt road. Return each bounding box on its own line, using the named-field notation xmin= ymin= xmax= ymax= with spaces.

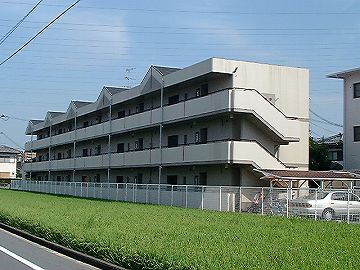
xmin=0 ymin=228 xmax=99 ymax=270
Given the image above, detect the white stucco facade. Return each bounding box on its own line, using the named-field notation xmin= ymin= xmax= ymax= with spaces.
xmin=23 ymin=58 xmax=309 ymax=186
xmin=328 ymin=69 xmax=360 ymax=170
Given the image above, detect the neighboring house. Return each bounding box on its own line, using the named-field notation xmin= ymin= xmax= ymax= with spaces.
xmin=23 ymin=58 xmax=309 ymax=186
xmin=0 ymin=145 xmax=21 ymax=179
xmin=328 ymin=69 xmax=360 ymax=170
xmin=317 ymin=133 xmax=343 ymax=169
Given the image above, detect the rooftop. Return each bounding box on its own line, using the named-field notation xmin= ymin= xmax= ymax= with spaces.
xmin=0 ymin=145 xmax=21 ymax=154
xmin=327 ymin=67 xmax=360 ymax=79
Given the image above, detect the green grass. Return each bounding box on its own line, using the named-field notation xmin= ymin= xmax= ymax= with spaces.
xmin=0 ymin=189 xmax=360 ymax=270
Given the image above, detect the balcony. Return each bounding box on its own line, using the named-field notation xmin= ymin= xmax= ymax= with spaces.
xmin=25 ymin=88 xmax=299 ymax=150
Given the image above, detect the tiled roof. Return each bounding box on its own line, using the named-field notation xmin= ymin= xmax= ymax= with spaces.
xmin=258 ymin=169 xmax=359 ymax=180
xmin=30 ymin=120 xmax=43 ymax=124
xmin=153 ymin=66 xmax=181 ymax=76
xmin=48 ymin=111 xmax=65 ymax=117
xmin=0 ymin=145 xmax=21 ymax=154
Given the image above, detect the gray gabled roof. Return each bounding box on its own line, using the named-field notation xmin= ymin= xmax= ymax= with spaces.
xmin=73 ymin=101 xmax=92 ymax=109
xmin=153 ymin=65 xmax=181 ymax=76
xmin=48 ymin=111 xmax=65 ymax=118
xmin=30 ymin=120 xmax=43 ymax=125
xmin=0 ymin=145 xmax=21 ymax=154
xmin=104 ymin=86 xmax=131 ymax=96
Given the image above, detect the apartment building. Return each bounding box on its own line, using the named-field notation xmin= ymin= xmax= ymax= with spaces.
xmin=328 ymin=69 xmax=360 ymax=170
xmin=23 ymin=58 xmax=309 ymax=186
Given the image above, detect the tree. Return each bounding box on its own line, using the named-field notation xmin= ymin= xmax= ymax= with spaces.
xmin=309 ymin=137 xmax=332 ymax=170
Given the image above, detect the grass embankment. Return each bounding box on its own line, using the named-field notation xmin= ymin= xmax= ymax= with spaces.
xmin=0 ymin=189 xmax=359 ymax=270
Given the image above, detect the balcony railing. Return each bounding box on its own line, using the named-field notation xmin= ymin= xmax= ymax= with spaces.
xmin=25 ymin=88 xmax=300 ymax=151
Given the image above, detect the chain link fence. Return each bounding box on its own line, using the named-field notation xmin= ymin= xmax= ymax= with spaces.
xmin=10 ymin=180 xmax=360 ymax=224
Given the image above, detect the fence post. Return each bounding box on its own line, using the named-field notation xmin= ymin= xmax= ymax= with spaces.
xmin=146 ymin=184 xmax=148 ymax=204
xmin=286 ymin=188 xmax=289 ymax=218
xmin=171 ymin=185 xmax=174 ymax=206
xmin=116 ymin=184 xmax=119 ymax=201
xmin=239 ymin=187 xmax=242 ymax=213
xmin=314 ymin=190 xmax=318 ymax=221
xmin=158 ymin=184 xmax=160 ymax=205
xmin=133 ymin=184 xmax=136 ymax=203
xmin=347 ymin=190 xmax=350 ymax=224
xmin=219 ymin=186 xmax=222 ymax=211
xmin=261 ymin=187 xmax=264 ymax=215
xmin=185 ymin=185 xmax=188 ymax=208
xmin=125 ymin=183 xmax=128 ymax=201
xmin=201 ymin=186 xmax=204 ymax=210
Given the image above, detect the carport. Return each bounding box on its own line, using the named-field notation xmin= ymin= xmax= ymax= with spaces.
xmin=254 ymin=169 xmax=360 ymax=189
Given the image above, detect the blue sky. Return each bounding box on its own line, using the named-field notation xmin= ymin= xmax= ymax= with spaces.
xmin=0 ymin=0 xmax=357 ymax=149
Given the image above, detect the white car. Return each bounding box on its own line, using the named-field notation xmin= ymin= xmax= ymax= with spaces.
xmin=289 ymin=191 xmax=360 ymax=221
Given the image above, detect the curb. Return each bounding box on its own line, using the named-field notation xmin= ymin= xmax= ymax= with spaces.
xmin=0 ymin=222 xmax=128 ymax=270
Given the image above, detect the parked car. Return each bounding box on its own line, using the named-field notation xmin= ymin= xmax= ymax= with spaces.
xmin=289 ymin=191 xmax=360 ymax=221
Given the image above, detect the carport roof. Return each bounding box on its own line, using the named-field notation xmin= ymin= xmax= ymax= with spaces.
xmin=255 ymin=169 xmax=360 ymax=181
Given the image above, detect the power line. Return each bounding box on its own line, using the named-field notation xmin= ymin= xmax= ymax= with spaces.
xmin=0 ymin=0 xmax=81 ymax=67
xmin=310 ymin=121 xmax=340 ymax=134
xmin=2 ymin=1 xmax=360 ymax=15
xmin=0 ymin=0 xmax=43 ymax=46
xmin=0 ymin=131 xmax=24 ymax=150
xmin=310 ymin=109 xmax=343 ymax=127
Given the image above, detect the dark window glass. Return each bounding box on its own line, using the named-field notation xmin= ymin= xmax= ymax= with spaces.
xmin=168 ymin=95 xmax=180 ymax=105
xmin=117 ymin=143 xmax=124 ymax=153
xmin=82 ymin=149 xmax=88 ymax=157
xmin=116 ymin=176 xmax=124 ymax=183
xmin=183 ymin=176 xmax=186 ymax=185
xmin=167 ymin=175 xmax=177 ymax=185
xmin=200 ymin=128 xmax=208 ymax=143
xmin=137 ymin=173 xmax=143 ymax=184
xmin=337 ymin=150 xmax=343 ymax=161
xmin=138 ymin=138 xmax=144 ymax=150
xmin=96 ymin=145 xmax=101 ymax=155
xmin=168 ymin=135 xmax=179 ymax=148
xmin=183 ymin=134 xmax=187 ymax=145
xmin=57 ymin=176 xmax=61 ymax=181
xmin=199 ymin=172 xmax=207 ymax=185
xmin=96 ymin=174 xmax=100 ymax=183
xmin=83 ymin=121 xmax=89 ymax=128
xmin=57 ymin=153 xmax=62 ymax=160
xmin=118 ymin=110 xmax=125 ymax=118
xmin=184 ymin=93 xmax=188 ymax=100
xmin=137 ymin=103 xmax=144 ymax=113
xmin=201 ymin=84 xmax=208 ymax=96
xmin=354 ymin=83 xmax=360 ymax=98
xmin=58 ymin=129 xmax=63 ymax=135
xmin=354 ymin=126 xmax=360 ymax=142
xmin=127 ymin=143 xmax=130 ymax=151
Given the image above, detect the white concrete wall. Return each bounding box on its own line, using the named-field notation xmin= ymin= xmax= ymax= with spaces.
xmin=0 ymin=157 xmax=17 ymax=178
xmin=343 ymin=72 xmax=360 ymax=169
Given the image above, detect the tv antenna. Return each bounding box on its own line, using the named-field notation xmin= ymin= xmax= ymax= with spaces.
xmin=124 ymin=67 xmax=136 ymax=88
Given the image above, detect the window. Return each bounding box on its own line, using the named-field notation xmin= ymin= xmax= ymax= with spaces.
xmin=82 ymin=149 xmax=88 ymax=157
xmin=83 ymin=121 xmax=89 ymax=128
xmin=354 ymin=126 xmax=360 ymax=142
xmin=56 ymin=176 xmax=61 ymax=182
xmin=183 ymin=134 xmax=187 ymax=145
xmin=167 ymin=175 xmax=177 ymax=185
xmin=127 ymin=143 xmax=131 ymax=151
xmin=199 ymin=172 xmax=207 ymax=185
xmin=201 ymin=83 xmax=209 ymax=96
xmin=118 ymin=110 xmax=125 ymax=118
xmin=117 ymin=143 xmax=124 ymax=153
xmin=135 ymin=140 xmax=139 ymax=150
xmin=354 ymin=83 xmax=360 ymax=98
xmin=168 ymin=135 xmax=179 ymax=148
xmin=116 ymin=176 xmax=124 ymax=183
xmin=138 ymin=138 xmax=144 ymax=150
xmin=200 ymin=128 xmax=208 ymax=143
xmin=331 ymin=192 xmax=347 ymax=201
xmin=136 ymin=103 xmax=144 ymax=113
xmin=194 ymin=175 xmax=199 ymax=185
xmin=184 ymin=93 xmax=188 ymax=100
xmin=95 ymin=145 xmax=101 ymax=155
xmin=58 ymin=129 xmax=63 ymax=135
xmin=95 ymin=174 xmax=101 ymax=183
xmin=137 ymin=173 xmax=143 ymax=184
xmin=67 ymin=149 xmax=72 ymax=159
xmin=168 ymin=95 xmax=179 ymax=105
xmin=57 ymin=152 xmax=62 ymax=160
xmin=182 ymin=176 xmax=186 ymax=185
